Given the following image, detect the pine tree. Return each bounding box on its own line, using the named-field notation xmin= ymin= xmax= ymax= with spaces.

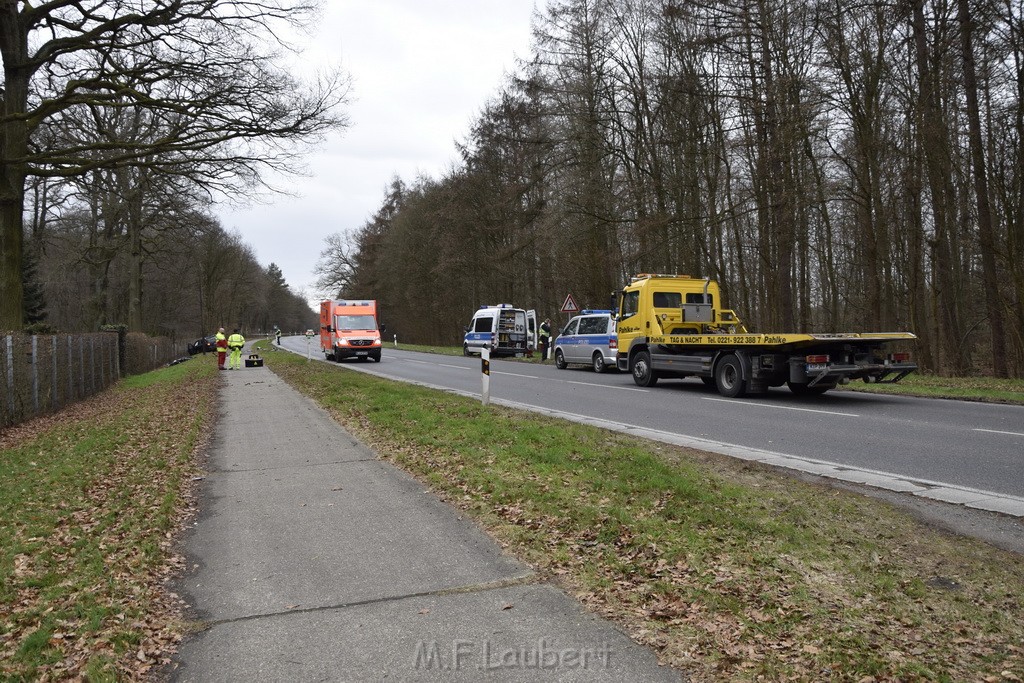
xmin=22 ymin=245 xmax=48 ymax=328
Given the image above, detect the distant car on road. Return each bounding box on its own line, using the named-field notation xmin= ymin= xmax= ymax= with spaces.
xmin=187 ymin=335 xmax=217 ymax=355
xmin=305 ymin=329 xmax=314 ymax=336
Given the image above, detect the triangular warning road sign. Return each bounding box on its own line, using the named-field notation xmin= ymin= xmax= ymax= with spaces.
xmin=560 ymin=293 xmax=580 ymax=313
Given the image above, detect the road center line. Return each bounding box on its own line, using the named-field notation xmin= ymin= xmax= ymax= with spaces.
xmin=492 ymin=370 xmax=649 ymax=392
xmin=973 ymin=428 xmax=1024 ymax=437
xmin=404 ymin=359 xmax=470 ymax=370
xmin=436 ymin=363 xmax=471 ymax=370
xmin=702 ymin=396 xmax=859 ymax=417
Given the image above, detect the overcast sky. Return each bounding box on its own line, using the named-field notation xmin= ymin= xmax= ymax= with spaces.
xmin=213 ymin=1 xmax=539 ymax=306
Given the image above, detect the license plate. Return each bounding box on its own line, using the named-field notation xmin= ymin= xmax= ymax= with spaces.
xmin=356 ymin=351 xmax=368 ymax=356
xmin=806 ymin=363 xmax=828 ymax=372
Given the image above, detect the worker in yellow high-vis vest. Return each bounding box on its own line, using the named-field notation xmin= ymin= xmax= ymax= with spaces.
xmin=227 ymin=329 xmax=245 ymax=369
xmin=215 ymin=327 xmax=228 ymax=370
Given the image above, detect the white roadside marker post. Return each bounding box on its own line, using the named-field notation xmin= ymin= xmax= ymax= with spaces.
xmin=481 ymin=347 xmax=491 ymax=405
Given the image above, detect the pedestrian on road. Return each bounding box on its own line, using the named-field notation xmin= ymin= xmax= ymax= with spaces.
xmin=275 ymin=328 xmax=282 ymax=346
xmin=215 ymin=327 xmax=228 ymax=370
xmin=539 ymin=319 xmax=552 ymax=361
xmin=228 ymin=329 xmax=246 ymax=369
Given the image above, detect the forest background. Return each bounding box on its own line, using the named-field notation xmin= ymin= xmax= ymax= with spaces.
xmin=4 ymin=0 xmax=1021 ymax=377
xmin=317 ymin=0 xmax=1024 ymax=378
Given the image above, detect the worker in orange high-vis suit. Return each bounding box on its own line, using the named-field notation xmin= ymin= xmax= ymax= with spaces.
xmin=227 ymin=329 xmax=246 ymax=369
xmin=215 ymin=327 xmax=228 ymax=370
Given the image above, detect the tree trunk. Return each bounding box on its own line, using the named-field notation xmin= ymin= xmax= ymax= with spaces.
xmin=127 ymin=203 xmax=144 ymax=333
xmin=958 ymin=0 xmax=1007 ymax=376
xmin=0 ymin=6 xmax=30 ymax=331
xmin=911 ymin=0 xmax=966 ymax=374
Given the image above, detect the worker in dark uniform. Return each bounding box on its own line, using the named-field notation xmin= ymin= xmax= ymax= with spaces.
xmin=539 ymin=319 xmax=552 ymax=361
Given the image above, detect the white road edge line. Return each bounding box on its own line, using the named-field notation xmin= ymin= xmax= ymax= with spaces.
xmin=703 ymin=396 xmax=859 ymax=417
xmin=288 ymin=347 xmax=1024 ymax=519
xmin=973 ymin=428 xmax=1024 ymax=437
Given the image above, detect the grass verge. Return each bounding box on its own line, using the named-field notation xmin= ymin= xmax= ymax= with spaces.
xmin=0 ymin=357 xmax=217 ymax=681
xmin=266 ymin=347 xmax=1024 ymax=681
xmin=842 ymin=373 xmax=1024 ymax=405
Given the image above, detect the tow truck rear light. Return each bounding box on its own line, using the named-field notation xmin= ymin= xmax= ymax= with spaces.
xmin=889 ymin=352 xmax=911 ymax=362
xmin=805 ymin=355 xmax=830 ymax=364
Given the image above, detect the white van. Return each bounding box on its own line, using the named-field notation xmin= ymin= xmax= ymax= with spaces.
xmin=463 ymin=304 xmax=537 ymax=357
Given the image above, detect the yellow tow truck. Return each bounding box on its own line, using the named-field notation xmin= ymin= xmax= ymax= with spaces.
xmin=615 ymin=274 xmax=917 ymax=397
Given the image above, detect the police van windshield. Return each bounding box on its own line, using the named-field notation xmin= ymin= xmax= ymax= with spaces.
xmin=335 ymin=314 xmax=376 ymax=330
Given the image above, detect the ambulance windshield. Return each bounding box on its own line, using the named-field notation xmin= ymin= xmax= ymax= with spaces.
xmin=336 ymin=314 xmax=376 ymax=331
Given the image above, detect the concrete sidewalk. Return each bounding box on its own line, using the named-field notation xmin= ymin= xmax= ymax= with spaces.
xmin=171 ymin=357 xmax=682 ymax=681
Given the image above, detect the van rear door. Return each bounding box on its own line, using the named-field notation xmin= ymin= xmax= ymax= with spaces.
xmin=526 ymin=310 xmax=537 ymax=351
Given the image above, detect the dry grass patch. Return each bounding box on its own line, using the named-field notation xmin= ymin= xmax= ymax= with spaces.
xmin=0 ymin=359 xmax=217 ymax=681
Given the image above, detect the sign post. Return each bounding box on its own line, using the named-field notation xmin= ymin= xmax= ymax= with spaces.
xmin=481 ymin=347 xmax=491 ymax=405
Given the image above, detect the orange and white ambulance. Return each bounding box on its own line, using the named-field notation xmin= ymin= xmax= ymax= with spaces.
xmin=319 ymin=299 xmax=382 ymax=362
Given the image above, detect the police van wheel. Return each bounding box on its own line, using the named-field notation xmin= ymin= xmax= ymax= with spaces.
xmin=631 ymin=351 xmax=659 ymax=387
xmin=463 ymin=344 xmax=471 ymax=357
xmin=715 ymin=354 xmax=747 ymax=398
xmin=592 ymin=353 xmax=606 ymax=373
xmin=554 ymin=349 xmax=567 ymax=369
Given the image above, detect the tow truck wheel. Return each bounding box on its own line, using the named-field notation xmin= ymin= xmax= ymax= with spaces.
xmin=631 ymin=350 xmax=659 ymax=387
xmin=554 ymin=349 xmax=567 ymax=369
xmin=592 ymin=352 xmax=606 ymax=373
xmin=715 ymin=354 xmax=746 ymax=397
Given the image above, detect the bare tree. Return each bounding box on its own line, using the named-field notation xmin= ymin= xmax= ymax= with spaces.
xmin=0 ymin=0 xmax=351 ymax=330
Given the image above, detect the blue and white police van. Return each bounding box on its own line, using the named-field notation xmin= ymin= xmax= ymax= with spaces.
xmin=463 ymin=304 xmax=537 ymax=357
xmin=553 ymin=309 xmax=618 ymax=373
